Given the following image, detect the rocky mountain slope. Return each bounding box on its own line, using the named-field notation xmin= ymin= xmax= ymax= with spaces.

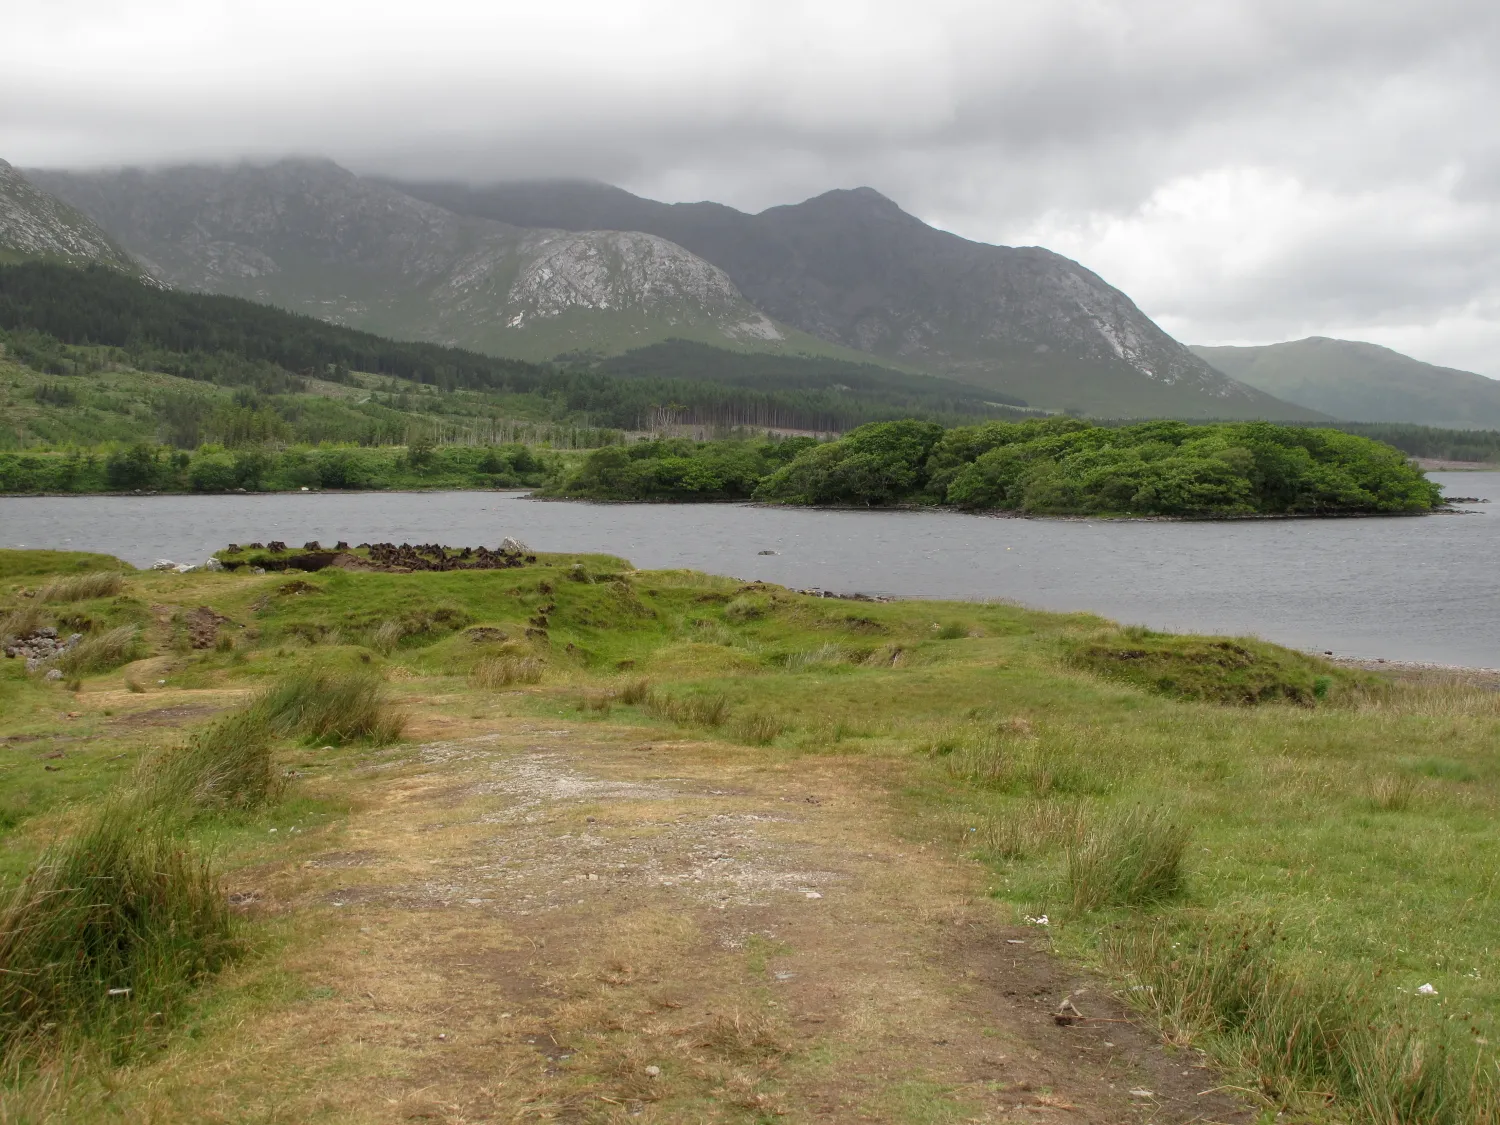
xmin=0 ymin=159 xmax=139 ymax=273
xmin=1193 ymin=338 xmax=1500 ymax=430
xmin=393 ymin=179 xmax=1321 ymax=420
xmin=28 ymin=158 xmax=1318 ymax=419
xmin=26 ymin=159 xmax=843 ymax=364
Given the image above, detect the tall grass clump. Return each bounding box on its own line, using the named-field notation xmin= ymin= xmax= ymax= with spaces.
xmin=0 ymin=605 xmax=45 ymax=643
xmin=943 ymin=802 xmax=1085 ymax=860
xmin=1107 ymin=919 xmax=1499 ymax=1124
xmin=732 ymin=712 xmax=786 ymax=745
xmin=254 ymin=669 xmax=406 ymax=744
xmin=783 ymin=643 xmax=845 ymax=672
xmin=37 ymin=573 xmax=124 ymax=603
xmin=53 ymin=626 xmax=141 ymax=676
xmin=644 ymin=689 xmax=730 ymax=728
xmin=0 ymin=802 xmax=236 ymax=1057
xmin=148 ymin=709 xmax=283 ymax=811
xmin=470 ymin=654 xmax=544 ymax=689
xmin=1067 ymin=805 xmax=1189 ymax=912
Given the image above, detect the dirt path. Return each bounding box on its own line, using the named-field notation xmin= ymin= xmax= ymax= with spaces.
xmin=175 ymin=719 xmax=1250 ymax=1124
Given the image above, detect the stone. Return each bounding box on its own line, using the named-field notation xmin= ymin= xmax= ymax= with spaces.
xmin=499 ymin=536 xmax=530 ymax=554
xmin=151 ymin=559 xmax=178 ymax=571
xmin=203 ymin=557 xmax=224 ymax=571
xmin=44 ymin=668 xmax=63 ymax=681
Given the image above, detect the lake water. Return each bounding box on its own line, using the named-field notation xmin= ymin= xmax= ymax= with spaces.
xmin=3 ymin=472 xmax=1496 ymax=667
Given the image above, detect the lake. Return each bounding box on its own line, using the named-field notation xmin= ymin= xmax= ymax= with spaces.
xmin=3 ymin=472 xmax=1496 ymax=667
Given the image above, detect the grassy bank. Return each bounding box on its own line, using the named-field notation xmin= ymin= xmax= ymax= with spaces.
xmin=1 ymin=547 xmax=1495 ymax=1121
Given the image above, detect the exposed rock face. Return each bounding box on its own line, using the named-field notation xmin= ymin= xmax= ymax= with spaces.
xmin=29 ymin=160 xmax=794 ymax=361
xmin=0 ymin=159 xmax=139 ymax=272
xmin=395 ymin=179 xmax=1317 ymax=418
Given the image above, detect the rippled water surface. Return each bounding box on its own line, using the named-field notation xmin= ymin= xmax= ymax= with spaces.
xmin=3 ymin=472 xmax=1496 ymax=666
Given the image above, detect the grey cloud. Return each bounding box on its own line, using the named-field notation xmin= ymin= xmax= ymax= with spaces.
xmin=2 ymin=0 xmax=1498 ymax=371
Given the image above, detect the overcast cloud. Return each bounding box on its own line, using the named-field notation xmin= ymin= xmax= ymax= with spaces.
xmin=4 ymin=0 xmax=1498 ymax=374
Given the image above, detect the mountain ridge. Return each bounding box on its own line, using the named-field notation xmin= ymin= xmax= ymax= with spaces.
xmin=388 ymin=175 xmax=1320 ymax=420
xmin=0 ymin=159 xmax=141 ymax=275
xmin=1192 ymin=337 xmax=1500 ymax=430
xmin=25 ymin=158 xmax=1320 ymax=420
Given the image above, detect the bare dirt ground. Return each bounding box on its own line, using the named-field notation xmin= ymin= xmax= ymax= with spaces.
xmin=148 ymin=716 xmax=1252 ymax=1124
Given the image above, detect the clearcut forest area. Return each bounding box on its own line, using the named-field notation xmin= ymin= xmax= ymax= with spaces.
xmin=2 ymin=546 xmax=1497 ymax=1122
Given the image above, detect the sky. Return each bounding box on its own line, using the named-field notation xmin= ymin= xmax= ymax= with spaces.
xmin=4 ymin=0 xmax=1499 ymax=375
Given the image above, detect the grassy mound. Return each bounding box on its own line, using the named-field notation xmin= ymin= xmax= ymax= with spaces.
xmin=0 ymin=549 xmax=133 ymax=580
xmin=1066 ymin=627 xmax=1347 ymax=704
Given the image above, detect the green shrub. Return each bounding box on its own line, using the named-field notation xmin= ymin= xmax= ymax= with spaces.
xmin=1068 ymin=806 xmax=1189 ymax=912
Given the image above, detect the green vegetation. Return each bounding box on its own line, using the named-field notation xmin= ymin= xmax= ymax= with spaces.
xmin=0 ymin=262 xmax=1021 ymax=447
xmin=551 ymin=416 xmax=1441 ymax=515
xmin=3 ymin=548 xmax=1497 ymax=1121
xmin=1334 ymin=421 xmax=1500 ymax=464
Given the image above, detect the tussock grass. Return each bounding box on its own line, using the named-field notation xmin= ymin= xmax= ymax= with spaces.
xmin=935 ymin=621 xmax=968 ymax=640
xmin=148 ymin=709 xmax=283 ymax=811
xmin=615 ymin=678 xmax=651 ymax=705
xmin=53 ymin=626 xmax=141 ymax=676
xmin=1067 ymin=806 xmax=1188 ymax=912
xmin=1108 ymin=919 xmax=1499 ymax=1125
xmin=731 ymin=713 xmax=786 ymax=745
xmin=929 ymin=722 xmax=1110 ymax=796
xmin=0 ymin=802 xmax=236 ymax=1056
xmin=783 ymin=643 xmax=845 ymax=672
xmin=644 ymin=689 xmax=730 ymax=728
xmin=943 ymin=802 xmax=1085 ymax=860
xmin=1368 ymin=773 xmax=1418 ymax=811
xmin=0 ymin=605 xmax=45 ymax=644
xmin=255 ymin=669 xmax=406 ymax=744
xmin=470 ymin=654 xmax=544 ymax=689
xmin=371 ymin=620 xmax=406 ymax=655
xmin=37 ymin=573 xmax=124 ymax=603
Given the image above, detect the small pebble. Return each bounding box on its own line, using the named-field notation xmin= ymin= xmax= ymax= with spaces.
xmin=644 ymin=1065 xmax=660 ymax=1078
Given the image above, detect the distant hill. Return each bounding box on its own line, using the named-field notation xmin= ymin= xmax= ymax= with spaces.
xmin=1192 ymin=338 xmax=1500 ymax=429
xmin=391 ymin=178 xmax=1323 ymax=421
xmin=0 ymin=160 xmax=141 ymax=274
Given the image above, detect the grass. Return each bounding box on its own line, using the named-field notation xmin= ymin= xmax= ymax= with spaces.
xmin=252 ymin=668 xmax=407 ymax=745
xmin=52 ymin=625 xmax=141 ymax=676
xmin=37 ymin=572 xmax=124 ymax=603
xmin=0 ymin=800 xmax=237 ymax=1060
xmin=1066 ymin=626 xmax=1358 ymax=704
xmin=2 ymin=549 xmax=1499 ymax=1122
xmin=1066 ymin=805 xmax=1190 ymax=912
xmin=0 ymin=549 xmax=132 ymax=580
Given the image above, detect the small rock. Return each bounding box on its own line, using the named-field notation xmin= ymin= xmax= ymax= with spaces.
xmin=1129 ymin=1089 xmax=1154 ymax=1098
xmin=499 ymin=536 xmax=530 ymax=553
xmin=1417 ymin=982 xmax=1438 ymax=995
xmin=204 ymin=557 xmax=224 ymax=571
xmin=644 ymin=1065 xmax=661 ymax=1078
xmin=804 ymin=891 xmax=823 ymax=900
xmin=151 ymin=559 xmax=178 ymax=571
xmin=44 ymin=668 xmax=63 ymax=681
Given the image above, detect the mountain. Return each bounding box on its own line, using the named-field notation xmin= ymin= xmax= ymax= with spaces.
xmin=389 ymin=178 xmax=1323 ymax=421
xmin=29 ymin=158 xmax=1319 ymax=420
xmin=0 ymin=159 xmax=140 ymax=273
xmin=25 ymin=159 xmax=858 ymax=365
xmin=1192 ymin=338 xmax=1500 ymax=430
